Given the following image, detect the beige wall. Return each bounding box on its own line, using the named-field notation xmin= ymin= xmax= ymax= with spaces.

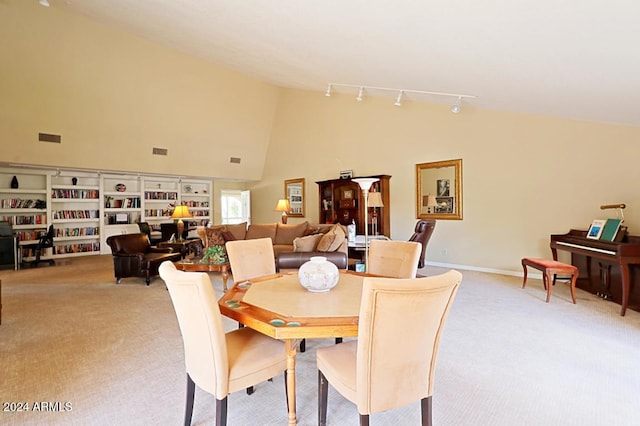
xmin=4 ymin=1 xmax=640 ymax=274
xmin=257 ymin=89 xmax=640 ymax=273
xmin=0 ymin=1 xmax=279 ymax=181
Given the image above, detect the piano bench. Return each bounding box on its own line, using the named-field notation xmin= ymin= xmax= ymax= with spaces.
xmin=521 ymin=257 xmax=578 ymax=304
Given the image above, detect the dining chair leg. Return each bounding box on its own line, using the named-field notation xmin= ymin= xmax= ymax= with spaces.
xmin=421 ymin=396 xmax=433 ymax=426
xmin=215 ymin=397 xmax=228 ymax=426
xmin=318 ymin=371 xmax=328 ymax=426
xmin=359 ymin=414 xmax=370 ymax=426
xmin=246 ymin=386 xmax=254 ymax=395
xmin=184 ymin=374 xmax=195 ymax=426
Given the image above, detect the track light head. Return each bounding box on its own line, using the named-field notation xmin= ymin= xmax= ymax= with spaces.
xmin=451 ymin=96 xmax=462 ymax=114
xmin=356 ymin=87 xmax=364 ymax=102
xmin=394 ymin=90 xmax=404 ymax=107
xmin=325 ymin=84 xmax=332 ymax=97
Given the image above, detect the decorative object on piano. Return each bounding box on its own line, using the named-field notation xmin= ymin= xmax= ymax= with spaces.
xmin=298 ymin=256 xmax=339 ymax=292
xmin=600 ymin=203 xmax=625 ymax=222
xmin=600 ymin=218 xmax=623 ymax=242
xmin=10 ymin=176 xmax=18 ymax=189
xmin=587 ymin=219 xmax=606 ymax=239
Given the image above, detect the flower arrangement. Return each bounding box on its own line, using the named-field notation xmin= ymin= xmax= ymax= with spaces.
xmin=200 ymin=245 xmax=226 ymax=264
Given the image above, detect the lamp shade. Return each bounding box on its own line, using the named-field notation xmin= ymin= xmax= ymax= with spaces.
xmin=423 ymin=195 xmax=438 ymax=207
xmin=352 ymin=177 xmax=379 ymax=191
xmin=367 ymin=191 xmax=384 ymax=208
xmin=275 ymin=199 xmax=290 ymax=212
xmin=171 ymin=205 xmax=192 ymax=219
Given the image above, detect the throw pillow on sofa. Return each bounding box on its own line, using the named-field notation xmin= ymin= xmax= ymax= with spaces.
xmin=275 ymin=221 xmax=309 ymax=245
xmin=245 ymin=223 xmax=277 ymax=241
xmin=293 ymin=234 xmax=323 ymax=252
xmin=225 ymin=222 xmax=247 ymax=240
xmin=316 ymin=225 xmax=346 ymax=252
xmin=204 ymin=226 xmax=226 ymax=246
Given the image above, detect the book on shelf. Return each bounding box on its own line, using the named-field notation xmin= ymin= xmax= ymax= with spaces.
xmin=599 ymin=218 xmax=623 ymax=242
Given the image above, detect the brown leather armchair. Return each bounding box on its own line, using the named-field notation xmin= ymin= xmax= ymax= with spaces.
xmin=408 ymin=219 xmax=436 ymax=268
xmin=106 ymin=233 xmax=182 ymax=285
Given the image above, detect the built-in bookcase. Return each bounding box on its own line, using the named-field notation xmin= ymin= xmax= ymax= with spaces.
xmin=0 ymin=167 xmax=213 ymax=260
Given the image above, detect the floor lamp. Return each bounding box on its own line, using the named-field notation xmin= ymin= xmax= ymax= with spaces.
xmin=171 ymin=204 xmax=192 ymax=241
xmin=352 ymin=177 xmax=379 ymax=272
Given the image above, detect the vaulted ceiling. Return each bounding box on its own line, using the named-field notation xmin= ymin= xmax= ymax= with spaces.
xmin=52 ymin=0 xmax=640 ymax=127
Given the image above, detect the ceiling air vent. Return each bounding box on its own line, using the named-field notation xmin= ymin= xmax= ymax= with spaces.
xmin=230 ymin=157 xmax=241 ymax=164
xmin=152 ymin=147 xmax=168 ymax=156
xmin=39 ymin=133 xmax=61 ymax=143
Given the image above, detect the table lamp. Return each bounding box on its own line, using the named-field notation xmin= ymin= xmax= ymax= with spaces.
xmin=352 ymin=177 xmax=380 ymax=272
xmin=423 ymin=195 xmax=438 ymax=214
xmin=275 ymin=199 xmax=291 ymax=224
xmin=367 ymin=191 xmax=384 ymax=236
xmin=171 ymin=204 xmax=192 ymax=241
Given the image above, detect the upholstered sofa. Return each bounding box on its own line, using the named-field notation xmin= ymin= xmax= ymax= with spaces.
xmin=197 ymin=221 xmax=348 ymax=269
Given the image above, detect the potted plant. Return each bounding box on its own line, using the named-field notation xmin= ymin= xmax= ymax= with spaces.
xmin=200 ymin=245 xmax=226 ymax=264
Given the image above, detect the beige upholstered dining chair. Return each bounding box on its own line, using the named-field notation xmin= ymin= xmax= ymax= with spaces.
xmin=317 ymin=270 xmax=462 ymax=426
xmin=225 ymin=237 xmax=276 ymax=284
xmin=367 ymin=240 xmax=422 ymax=278
xmin=158 ymin=262 xmax=287 ymax=426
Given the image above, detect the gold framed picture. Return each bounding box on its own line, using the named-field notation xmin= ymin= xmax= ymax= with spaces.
xmin=343 ymin=189 xmax=353 ymax=200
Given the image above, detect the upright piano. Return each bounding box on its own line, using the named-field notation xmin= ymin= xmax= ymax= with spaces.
xmin=550 ymin=229 xmax=640 ymax=316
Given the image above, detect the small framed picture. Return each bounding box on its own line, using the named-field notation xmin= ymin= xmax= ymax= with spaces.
xmin=587 ymin=219 xmax=606 ymax=239
xmin=343 ymin=189 xmax=354 ymax=199
xmin=435 ymin=197 xmax=454 ymax=214
xmin=340 ymin=170 xmax=353 ymax=179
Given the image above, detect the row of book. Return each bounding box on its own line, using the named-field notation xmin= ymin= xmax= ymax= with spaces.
xmin=52 ymin=242 xmax=100 ymax=254
xmin=21 ymin=242 xmax=101 ymax=257
xmin=144 ymin=191 xmax=178 ymax=200
xmin=16 ymin=230 xmax=47 ymax=241
xmin=182 ymin=200 xmax=210 ymax=208
xmin=0 ymin=214 xmax=47 ymax=225
xmin=144 ymin=209 xmax=173 ymax=217
xmin=1 ymin=198 xmax=46 ymax=208
xmin=105 ymin=197 xmax=141 ymax=208
xmin=51 ymin=189 xmax=99 ymax=199
xmin=52 ymin=210 xmax=100 ymax=220
xmin=54 ymin=227 xmax=99 ymax=237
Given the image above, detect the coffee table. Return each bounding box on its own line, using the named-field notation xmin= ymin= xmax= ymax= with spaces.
xmin=173 ymin=258 xmax=230 ymax=291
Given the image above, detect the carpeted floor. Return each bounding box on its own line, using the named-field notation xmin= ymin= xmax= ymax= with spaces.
xmin=1 ymin=255 xmax=639 ymax=425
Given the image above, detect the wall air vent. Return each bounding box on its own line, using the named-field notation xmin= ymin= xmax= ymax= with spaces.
xmin=152 ymin=147 xmax=168 ymax=156
xmin=230 ymin=157 xmax=241 ymax=164
xmin=39 ymin=133 xmax=61 ymax=143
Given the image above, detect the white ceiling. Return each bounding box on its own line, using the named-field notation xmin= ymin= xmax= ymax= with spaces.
xmin=52 ymin=0 xmax=640 ymax=127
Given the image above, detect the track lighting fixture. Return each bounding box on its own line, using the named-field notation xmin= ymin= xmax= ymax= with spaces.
xmin=451 ymin=96 xmax=462 ymax=114
xmin=325 ymin=83 xmax=476 ymax=111
xmin=394 ymin=91 xmax=404 ymax=107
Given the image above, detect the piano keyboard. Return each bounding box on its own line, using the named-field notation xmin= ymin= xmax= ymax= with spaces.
xmin=555 ymin=241 xmax=616 ymax=255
